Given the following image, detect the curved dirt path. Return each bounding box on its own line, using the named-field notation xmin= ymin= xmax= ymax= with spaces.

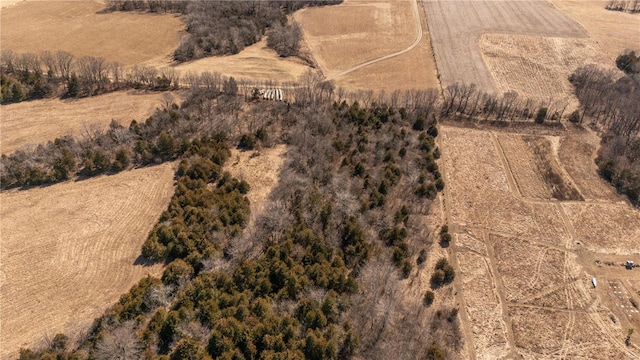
xmin=325 ymin=0 xmax=423 ymax=81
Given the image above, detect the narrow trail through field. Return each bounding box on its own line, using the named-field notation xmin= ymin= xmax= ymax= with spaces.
xmin=439 ymin=125 xmax=640 ymax=357
xmin=325 ymin=0 xmax=423 ymax=81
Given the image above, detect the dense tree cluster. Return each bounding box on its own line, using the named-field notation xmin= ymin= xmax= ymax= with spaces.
xmin=0 ymin=50 xmax=180 ymax=103
xmin=267 ymin=22 xmax=302 ymax=57
xmin=12 ymin=67 xmax=456 ymax=358
xmin=570 ymin=51 xmax=640 ymax=204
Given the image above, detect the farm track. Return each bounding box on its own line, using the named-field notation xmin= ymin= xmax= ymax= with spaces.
xmin=439 ymin=125 xmax=640 ymax=358
xmin=326 ymin=0 xmax=423 ymax=80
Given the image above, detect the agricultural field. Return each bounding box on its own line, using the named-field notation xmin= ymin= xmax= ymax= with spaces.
xmin=295 ymin=0 xmax=439 ymax=91
xmin=1 ymin=91 xmax=175 ymax=155
xmin=0 ymin=163 xmax=176 ymax=359
xmin=0 ymin=0 xmax=182 ymax=66
xmin=174 ymin=39 xmax=311 ymax=85
xmin=423 ymin=0 xmax=586 ymax=94
xmin=480 ymin=34 xmax=607 ymax=101
xmin=548 ymin=0 xmax=640 ymax=61
xmin=440 ymin=125 xmax=640 ymax=357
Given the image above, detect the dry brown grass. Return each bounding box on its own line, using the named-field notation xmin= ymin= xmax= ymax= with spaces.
xmin=549 ymin=0 xmax=640 ymax=61
xmin=480 ymin=34 xmax=608 ymax=101
xmin=295 ymin=0 xmax=439 ymax=92
xmin=226 ymin=145 xmax=287 ymax=224
xmin=1 ymin=91 xmax=174 ymax=155
xmin=0 ymin=163 xmax=175 ymax=359
xmin=558 ymin=124 xmax=620 ymax=201
xmin=563 ymin=202 xmax=640 ymax=254
xmin=423 ymin=0 xmax=586 ymax=93
xmin=441 ymin=125 xmax=640 ymax=357
xmin=174 ymin=39 xmax=311 ymax=84
xmin=0 ymin=0 xmax=182 ymax=66
xmin=455 ymin=244 xmax=511 ymax=359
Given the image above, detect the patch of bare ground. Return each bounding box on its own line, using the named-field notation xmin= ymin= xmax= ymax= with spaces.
xmin=174 ymin=39 xmax=311 ymax=84
xmin=510 ymin=306 xmax=627 ymax=359
xmin=0 ymin=0 xmax=182 ymax=66
xmin=0 ymin=163 xmax=175 ymax=359
xmin=548 ymin=0 xmax=640 ymax=62
xmin=558 ymin=124 xmax=620 ymax=201
xmin=422 ymin=0 xmax=586 ymax=93
xmin=1 ymin=91 xmax=175 ymax=155
xmin=480 ymin=34 xmax=608 ymax=101
xmin=563 ymin=203 xmax=640 ymax=254
xmin=455 ymin=244 xmax=511 ymax=359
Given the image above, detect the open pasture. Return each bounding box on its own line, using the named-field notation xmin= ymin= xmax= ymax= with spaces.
xmin=1 ymin=91 xmax=172 ymax=155
xmin=1 ymin=0 xmax=182 ymax=66
xmin=295 ymin=0 xmax=439 ymax=91
xmin=0 ymin=163 xmax=175 ymax=359
xmin=422 ymin=0 xmax=586 ymax=93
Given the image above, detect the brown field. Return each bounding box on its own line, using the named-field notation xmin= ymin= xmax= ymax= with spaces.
xmin=497 ymin=133 xmax=556 ymax=199
xmin=295 ymin=0 xmax=439 ymax=91
xmin=455 ymin=245 xmax=512 ymax=359
xmin=480 ymin=34 xmax=607 ymax=101
xmin=0 ymin=0 xmax=182 ymax=66
xmin=563 ymin=203 xmax=640 ymax=254
xmin=174 ymin=39 xmax=311 ymax=85
xmin=0 ymin=163 xmax=176 ymax=359
xmin=440 ymin=125 xmax=640 ymax=357
xmin=423 ymin=0 xmax=586 ymax=93
xmin=1 ymin=91 xmax=173 ymax=155
xmin=558 ymin=124 xmax=620 ymax=201
xmin=549 ymin=0 xmax=640 ymax=61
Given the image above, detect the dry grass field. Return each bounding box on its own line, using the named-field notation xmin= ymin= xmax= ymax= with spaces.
xmin=174 ymin=39 xmax=311 ymax=85
xmin=295 ymin=0 xmax=439 ymax=91
xmin=0 ymin=0 xmax=182 ymax=66
xmin=0 ymin=163 xmax=176 ymax=359
xmin=480 ymin=34 xmax=607 ymax=101
xmin=549 ymin=0 xmax=640 ymax=61
xmin=440 ymin=125 xmax=640 ymax=357
xmin=423 ymin=0 xmax=586 ymax=94
xmin=1 ymin=91 xmax=174 ymax=155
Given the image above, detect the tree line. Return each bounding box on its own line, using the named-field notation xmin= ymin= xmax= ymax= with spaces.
xmin=570 ymin=50 xmax=640 ymax=205
xmin=0 ymin=50 xmax=180 ymax=103
xmin=440 ymin=82 xmax=569 ymax=125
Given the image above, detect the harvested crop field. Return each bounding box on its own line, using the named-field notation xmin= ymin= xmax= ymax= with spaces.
xmin=549 ymin=0 xmax=640 ymax=61
xmin=480 ymin=34 xmax=607 ymax=101
xmin=174 ymin=39 xmax=311 ymax=84
xmin=440 ymin=125 xmax=640 ymax=357
xmin=0 ymin=163 xmax=175 ymax=359
xmin=0 ymin=0 xmax=182 ymax=66
xmin=1 ymin=91 xmax=174 ymax=155
xmin=423 ymin=0 xmax=586 ymax=93
xmin=295 ymin=0 xmax=439 ymax=91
